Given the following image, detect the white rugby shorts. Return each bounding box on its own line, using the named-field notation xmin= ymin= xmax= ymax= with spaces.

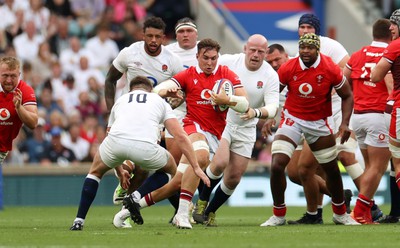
xmin=99 ymin=135 xmax=169 ymax=171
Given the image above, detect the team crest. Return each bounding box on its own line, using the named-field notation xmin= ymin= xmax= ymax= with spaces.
xmin=293 ymin=76 xmax=297 ymax=81
xmin=162 ymin=64 xmax=168 ymax=72
xmin=194 ymin=79 xmax=198 ymax=85
xmin=256 ymin=81 xmax=263 ymax=89
xmin=316 ymin=75 xmax=323 ymax=83
xmin=285 ymin=118 xmax=295 ymax=126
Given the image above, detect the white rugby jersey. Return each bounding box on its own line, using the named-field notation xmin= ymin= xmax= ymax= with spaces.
xmin=166 ymin=42 xmax=198 ymax=68
xmin=219 ymin=53 xmax=280 ymax=127
xmin=113 ymin=41 xmax=184 ymax=94
xmin=108 ymin=89 xmax=176 ymax=144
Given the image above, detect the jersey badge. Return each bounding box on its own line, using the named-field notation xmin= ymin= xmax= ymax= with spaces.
xmin=257 ymin=81 xmax=263 ymax=89
xmin=162 ymin=64 xmax=168 ymax=72
xmin=316 ymin=75 xmax=323 ymax=84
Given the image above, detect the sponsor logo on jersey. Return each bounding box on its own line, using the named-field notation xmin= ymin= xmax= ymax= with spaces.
xmin=299 ymin=83 xmax=312 ymax=96
xmin=198 ymin=89 xmax=213 ymax=105
xmin=0 ymin=108 xmax=10 ymax=121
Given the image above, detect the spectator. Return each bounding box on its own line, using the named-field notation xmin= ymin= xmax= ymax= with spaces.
xmin=76 ymin=91 xmax=101 ymax=120
xmin=80 ymin=114 xmax=99 ymax=144
xmin=48 ymin=16 xmax=71 ymax=56
xmin=73 ymin=56 xmax=105 ymax=93
xmin=41 ymin=126 xmax=78 ymax=167
xmin=0 ymin=0 xmax=24 ymax=44
xmin=59 ymin=36 xmax=94 ymax=75
xmin=85 ymin=23 xmax=120 ymax=73
xmin=37 ymin=87 xmax=64 ymax=122
xmin=13 ymin=20 xmax=44 ymax=62
xmin=31 ymin=41 xmax=58 ymax=82
xmin=61 ymin=123 xmax=90 ymax=161
xmin=24 ymin=0 xmax=51 ymax=36
xmin=144 ymin=0 xmax=193 ymax=41
xmin=113 ymin=0 xmax=146 ymax=24
xmin=45 ymin=0 xmax=74 ymax=18
xmin=58 ymin=74 xmax=81 ymax=113
xmin=19 ymin=117 xmax=51 ymax=163
xmin=69 ymin=0 xmax=106 ymax=42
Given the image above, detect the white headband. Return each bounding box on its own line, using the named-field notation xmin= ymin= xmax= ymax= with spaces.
xmin=175 ymin=22 xmax=197 ymax=33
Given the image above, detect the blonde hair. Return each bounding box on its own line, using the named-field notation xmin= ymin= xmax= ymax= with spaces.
xmin=0 ymin=56 xmax=21 ymax=71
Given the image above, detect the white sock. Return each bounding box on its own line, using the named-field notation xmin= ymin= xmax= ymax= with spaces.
xmin=176 ymin=199 xmax=190 ymax=216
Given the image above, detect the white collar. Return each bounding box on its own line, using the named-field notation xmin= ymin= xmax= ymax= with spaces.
xmin=195 ymin=64 xmax=219 ymax=75
xmin=299 ymin=54 xmax=321 ymax=70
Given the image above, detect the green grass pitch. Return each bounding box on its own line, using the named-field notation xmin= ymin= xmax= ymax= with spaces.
xmin=0 ymin=205 xmax=399 ymax=247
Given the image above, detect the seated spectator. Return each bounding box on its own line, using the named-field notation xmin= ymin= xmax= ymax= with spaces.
xmin=0 ymin=1 xmax=24 ymax=44
xmin=58 ymin=74 xmax=81 ymax=113
xmin=69 ymin=0 xmax=106 ymax=43
xmin=31 ymin=41 xmax=58 ymax=82
xmin=19 ymin=117 xmax=51 ymax=163
xmin=87 ymin=76 xmax=104 ymax=104
xmin=61 ymin=123 xmax=90 ymax=161
xmin=113 ymin=0 xmax=146 ymax=24
xmin=48 ymin=16 xmax=71 ymax=56
xmin=76 ymin=91 xmax=101 ymax=120
xmin=37 ymin=87 xmax=64 ymax=121
xmin=84 ymin=23 xmax=119 ymax=73
xmin=41 ymin=126 xmax=78 ymax=167
xmin=13 ymin=20 xmax=44 ymax=62
xmin=45 ymin=0 xmax=74 ymax=18
xmin=24 ymin=0 xmax=51 ymax=36
xmin=59 ymin=36 xmax=94 ymax=75
xmin=80 ymin=114 xmax=99 ymax=144
xmin=73 ymin=55 xmax=105 ymax=93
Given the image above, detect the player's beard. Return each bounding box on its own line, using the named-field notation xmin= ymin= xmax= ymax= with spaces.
xmin=145 ymin=43 xmax=161 ymax=56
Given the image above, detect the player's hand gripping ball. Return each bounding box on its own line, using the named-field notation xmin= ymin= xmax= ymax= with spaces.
xmin=212 ymin=79 xmax=234 ymax=112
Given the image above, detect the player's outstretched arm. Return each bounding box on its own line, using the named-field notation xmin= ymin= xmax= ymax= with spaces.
xmin=164 ymin=118 xmax=211 ymax=187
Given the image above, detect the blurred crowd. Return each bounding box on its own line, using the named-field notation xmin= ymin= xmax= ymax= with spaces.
xmin=2 ymin=0 xmax=200 ymax=167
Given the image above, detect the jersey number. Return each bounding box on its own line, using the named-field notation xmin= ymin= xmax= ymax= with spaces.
xmin=361 ymin=62 xmax=376 ymax=79
xmin=128 ymin=93 xmax=147 ymax=103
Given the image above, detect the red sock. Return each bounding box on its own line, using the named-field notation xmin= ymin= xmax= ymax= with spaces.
xmin=331 ymin=201 xmax=346 ymax=215
xmin=144 ymin=193 xmax=155 ymax=206
xmin=354 ymin=193 xmax=373 ymax=224
xmin=273 ymin=203 xmax=286 ymax=217
xmin=180 ymin=189 xmax=193 ymax=202
xmin=396 ymin=172 xmax=400 ymax=190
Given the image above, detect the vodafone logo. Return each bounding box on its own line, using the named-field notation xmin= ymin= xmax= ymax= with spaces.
xmin=299 ymin=83 xmax=312 ymax=96
xmin=0 ymin=108 xmax=10 ymax=121
xmin=200 ymin=89 xmax=213 ymax=100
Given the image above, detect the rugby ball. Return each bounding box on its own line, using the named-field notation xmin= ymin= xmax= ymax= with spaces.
xmin=212 ymin=79 xmax=234 ymax=112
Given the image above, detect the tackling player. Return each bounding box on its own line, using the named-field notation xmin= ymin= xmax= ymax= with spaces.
xmin=70 ymin=76 xmax=209 ymax=230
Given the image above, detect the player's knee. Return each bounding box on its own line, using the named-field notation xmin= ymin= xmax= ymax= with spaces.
xmin=312 ymin=146 xmax=337 ymax=164
xmin=389 ymin=143 xmax=400 ymax=159
xmin=225 ymin=173 xmax=241 ymax=187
